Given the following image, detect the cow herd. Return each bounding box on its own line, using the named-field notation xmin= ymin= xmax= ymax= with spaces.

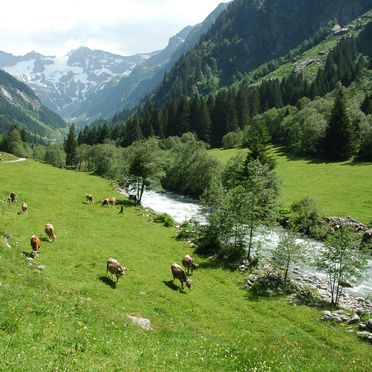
xmin=6 ymin=191 xmax=199 ymax=291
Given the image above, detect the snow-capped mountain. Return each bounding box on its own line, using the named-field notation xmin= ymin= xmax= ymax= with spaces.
xmin=0 ymin=47 xmax=155 ymax=121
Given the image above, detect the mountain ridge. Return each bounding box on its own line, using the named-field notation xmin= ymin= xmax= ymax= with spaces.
xmin=0 ymin=69 xmax=66 ymax=142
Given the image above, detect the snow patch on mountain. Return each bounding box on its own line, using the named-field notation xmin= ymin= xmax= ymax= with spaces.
xmin=0 ymin=47 xmax=151 ymax=119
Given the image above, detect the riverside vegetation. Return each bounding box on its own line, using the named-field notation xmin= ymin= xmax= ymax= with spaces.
xmin=1 ymin=159 xmax=372 ymax=370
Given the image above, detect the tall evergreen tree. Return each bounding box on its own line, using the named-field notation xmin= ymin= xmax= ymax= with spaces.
xmin=323 ymin=87 xmax=358 ymax=161
xmin=64 ymin=124 xmax=78 ymax=167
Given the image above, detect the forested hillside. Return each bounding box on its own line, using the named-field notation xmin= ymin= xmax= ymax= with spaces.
xmin=0 ymin=70 xmax=66 ymax=142
xmin=150 ymin=0 xmax=372 ymax=105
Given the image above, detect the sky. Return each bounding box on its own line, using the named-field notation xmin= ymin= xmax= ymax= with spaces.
xmin=0 ymin=0 xmax=231 ymax=57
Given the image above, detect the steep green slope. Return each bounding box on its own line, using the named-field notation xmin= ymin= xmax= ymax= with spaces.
xmin=1 ymin=159 xmax=371 ymax=370
xmin=151 ymin=0 xmax=372 ymax=105
xmin=0 ymin=70 xmax=66 ymax=142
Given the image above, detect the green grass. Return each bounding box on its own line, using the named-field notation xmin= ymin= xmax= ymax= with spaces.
xmin=210 ymin=147 xmax=372 ymax=224
xmin=1 ymin=159 xmax=372 ymax=370
xmin=0 ymin=152 xmax=18 ymax=161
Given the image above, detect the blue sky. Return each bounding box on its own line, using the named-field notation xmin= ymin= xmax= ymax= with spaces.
xmin=0 ymin=0 xmax=231 ymax=56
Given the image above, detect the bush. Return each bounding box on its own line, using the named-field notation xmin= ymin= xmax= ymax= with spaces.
xmin=289 ymin=197 xmax=325 ymax=236
xmin=176 ymin=221 xmax=196 ymax=240
xmin=221 ymin=131 xmax=243 ymax=149
xmin=153 ymin=213 xmax=175 ymax=227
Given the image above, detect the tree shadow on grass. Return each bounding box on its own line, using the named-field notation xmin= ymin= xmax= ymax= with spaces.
xmin=116 ymin=199 xmax=137 ymax=208
xmin=162 ymin=280 xmax=187 ymax=294
xmin=196 ymin=259 xmax=239 ymax=272
xmin=274 ymin=147 xmax=331 ymax=165
xmin=99 ymin=275 xmax=117 ymax=289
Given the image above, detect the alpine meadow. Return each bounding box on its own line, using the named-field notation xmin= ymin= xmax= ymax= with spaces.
xmin=1 ymin=0 xmax=372 ymax=371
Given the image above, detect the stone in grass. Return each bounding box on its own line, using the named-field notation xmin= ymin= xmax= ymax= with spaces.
xmin=128 ymin=315 xmax=153 ymax=331
xmin=36 ymin=264 xmax=45 ymax=271
xmin=348 ymin=314 xmax=360 ymax=325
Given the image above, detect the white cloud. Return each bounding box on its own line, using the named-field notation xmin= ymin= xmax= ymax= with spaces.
xmin=0 ymin=0 xmax=230 ymax=56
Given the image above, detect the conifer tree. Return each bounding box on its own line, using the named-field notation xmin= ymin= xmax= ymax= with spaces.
xmin=323 ymin=87 xmax=358 ymax=161
xmin=64 ymin=124 xmax=78 ymax=167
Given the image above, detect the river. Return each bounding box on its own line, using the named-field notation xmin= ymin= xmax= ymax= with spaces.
xmin=119 ymin=188 xmax=372 ymax=299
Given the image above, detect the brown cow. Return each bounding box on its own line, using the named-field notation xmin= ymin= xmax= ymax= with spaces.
xmin=85 ymin=194 xmax=94 ymax=203
xmin=106 ymin=257 xmax=127 ymax=283
xmin=30 ymin=235 xmax=41 ymax=256
xmin=8 ymin=192 xmax=17 ymax=203
xmin=101 ymin=197 xmax=116 ymax=207
xmin=20 ymin=202 xmax=28 ymax=214
xmin=171 ymin=263 xmax=192 ymax=290
xmin=181 ymin=254 xmax=199 ymax=275
xmin=44 ymin=223 xmax=56 ymax=242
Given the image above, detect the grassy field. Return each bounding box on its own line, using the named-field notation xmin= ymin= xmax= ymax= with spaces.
xmin=1 ymin=159 xmax=372 ymax=371
xmin=210 ymin=147 xmax=372 ymax=224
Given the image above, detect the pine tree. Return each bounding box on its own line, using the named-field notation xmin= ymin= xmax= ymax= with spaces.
xmin=64 ymin=124 xmax=78 ymax=167
xmin=323 ymin=87 xmax=358 ymax=161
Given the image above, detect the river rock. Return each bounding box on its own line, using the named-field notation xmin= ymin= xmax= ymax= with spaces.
xmin=321 ymin=311 xmax=332 ymax=321
xmin=356 ymin=331 xmax=371 ymax=340
xmin=348 ymin=314 xmax=361 ymax=324
xmin=128 ymin=316 xmax=153 ymax=331
xmin=339 ymin=314 xmax=350 ymax=322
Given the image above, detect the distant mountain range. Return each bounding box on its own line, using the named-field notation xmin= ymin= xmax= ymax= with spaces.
xmin=0 ymin=2 xmax=228 ymax=124
xmin=0 ymin=48 xmax=155 ymax=122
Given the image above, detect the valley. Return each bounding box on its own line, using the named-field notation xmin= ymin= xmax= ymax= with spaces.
xmin=1 ymin=0 xmax=372 ymax=370
xmin=1 ymin=159 xmax=371 ymax=370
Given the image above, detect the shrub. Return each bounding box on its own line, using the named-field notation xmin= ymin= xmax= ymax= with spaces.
xmin=153 ymin=213 xmax=175 ymax=227
xmin=289 ymin=197 xmax=325 ymax=236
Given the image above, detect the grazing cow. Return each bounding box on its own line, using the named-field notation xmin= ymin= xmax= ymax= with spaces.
xmin=106 ymin=257 xmax=127 ymax=283
xmin=85 ymin=194 xmax=94 ymax=203
xmin=20 ymin=202 xmax=28 ymax=214
xmin=30 ymin=235 xmax=41 ymax=256
xmin=128 ymin=194 xmax=138 ymax=204
xmin=8 ymin=192 xmax=17 ymax=203
xmin=101 ymin=197 xmax=116 ymax=207
xmin=181 ymin=255 xmax=199 ymax=275
xmin=171 ymin=263 xmax=192 ymax=290
xmin=44 ymin=223 xmax=56 ymax=242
